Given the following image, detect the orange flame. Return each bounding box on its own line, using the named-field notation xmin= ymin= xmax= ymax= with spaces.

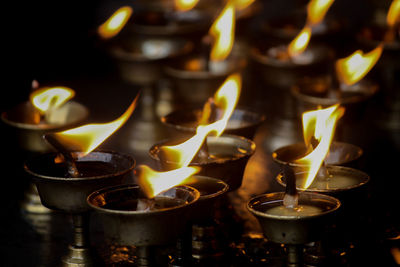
xmin=51 ymin=94 xmax=139 ymax=156
xmin=387 ymin=0 xmax=400 ymax=27
xmin=233 ymin=0 xmax=255 ymax=11
xmin=30 ymin=87 xmax=75 ymax=114
xmin=98 ymin=6 xmax=133 ymax=39
xmin=307 ymin=0 xmax=335 ymax=26
xmin=288 ymin=26 xmax=312 ymax=58
xmin=159 ymin=73 xmax=242 ymax=168
xmin=136 ymin=165 xmax=200 ymax=198
xmin=175 ymin=0 xmax=199 ymax=11
xmin=209 ymin=1 xmax=235 ymax=61
xmin=336 ymin=44 xmax=383 ymax=86
xmin=295 ymin=104 xmax=344 ymax=189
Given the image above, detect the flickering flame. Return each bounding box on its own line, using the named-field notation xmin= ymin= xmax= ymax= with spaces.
xmin=159 ymin=73 xmax=242 ymax=168
xmin=175 ymin=0 xmax=199 ymax=11
xmin=336 ymin=44 xmax=383 ymax=86
xmin=307 ymin=0 xmax=335 ymax=26
xmin=30 ymin=87 xmax=75 ymax=114
xmin=209 ymin=2 xmax=235 ymax=61
xmin=51 ymin=94 xmax=139 ymax=156
xmin=387 ymin=0 xmax=400 ymax=27
xmin=233 ymin=0 xmax=255 ymax=11
xmin=98 ymin=6 xmax=133 ymax=39
xmin=288 ymin=26 xmax=312 ymax=58
xmin=295 ymin=105 xmax=344 ymax=189
xmin=136 ymin=165 xmax=200 ymax=198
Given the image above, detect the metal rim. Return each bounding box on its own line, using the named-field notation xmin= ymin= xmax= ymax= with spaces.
xmin=86 ymin=184 xmax=200 ymax=215
xmin=148 ymin=134 xmax=256 ymax=165
xmin=247 ymin=191 xmax=341 ymax=220
xmin=275 ymin=165 xmax=370 ymax=193
xmin=24 ymin=150 xmax=135 ymax=181
xmin=1 ymin=101 xmax=89 ymax=130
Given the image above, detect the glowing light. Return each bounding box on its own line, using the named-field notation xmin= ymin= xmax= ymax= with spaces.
xmin=30 ymin=87 xmax=75 ymax=114
xmin=288 ymin=26 xmax=312 ymax=58
xmin=209 ymin=2 xmax=235 ymax=61
xmin=307 ymin=0 xmax=335 ymax=25
xmin=136 ymin=165 xmax=200 ymax=198
xmin=51 ymin=94 xmax=139 ymax=155
xmin=387 ymin=0 xmax=400 ymax=27
xmin=159 ymin=73 xmax=241 ymax=168
xmin=175 ymin=0 xmax=199 ymax=11
xmin=336 ymin=44 xmax=383 ymax=86
xmin=295 ymin=105 xmax=344 ymax=189
xmin=98 ymin=6 xmax=133 ymax=39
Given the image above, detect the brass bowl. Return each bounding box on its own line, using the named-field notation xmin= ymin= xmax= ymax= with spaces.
xmin=110 ymin=36 xmax=194 ymax=85
xmin=183 ymin=175 xmax=229 ymax=222
xmin=87 ymin=184 xmax=200 ymax=246
xmin=1 ymin=101 xmax=89 ymax=153
xmin=164 ymin=53 xmax=247 ymax=105
xmin=247 ymin=191 xmax=341 ymax=244
xmin=272 ymin=141 xmax=363 ymax=168
xmin=24 ymin=151 xmax=135 ymax=213
xmin=275 ymin=165 xmax=370 ymax=195
xmin=161 ymin=107 xmax=266 ymax=140
xmin=149 ymin=134 xmax=256 ymax=191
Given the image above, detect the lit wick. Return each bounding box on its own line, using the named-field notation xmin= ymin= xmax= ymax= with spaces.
xmin=201 ymin=35 xmax=213 ymax=72
xmin=283 ymin=163 xmax=298 ymax=209
xmin=43 ymin=133 xmax=80 ymax=178
xmin=383 ymin=0 xmax=400 ymax=43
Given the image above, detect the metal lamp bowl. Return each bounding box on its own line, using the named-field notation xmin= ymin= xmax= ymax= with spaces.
xmin=272 ymin=141 xmax=363 ymax=168
xmin=161 ymin=107 xmax=266 ymax=140
xmin=149 ymin=134 xmax=255 ymax=191
xmin=275 ymin=165 xmax=370 ymax=195
xmin=250 ymin=42 xmax=334 ymax=90
xmin=125 ymin=9 xmax=212 ymax=38
xmin=164 ymin=53 xmax=247 ymax=105
xmin=87 ymin=184 xmax=200 ymax=246
xmin=1 ymin=101 xmax=89 ymax=153
xmin=24 ymin=151 xmax=135 ymax=213
xmin=247 ymin=191 xmax=341 ymax=244
xmin=110 ymin=37 xmax=194 ymax=85
xmin=291 ymin=76 xmax=379 ymax=121
xmin=260 ymin=11 xmax=342 ymax=42
xmin=183 ymin=175 xmax=229 ymax=221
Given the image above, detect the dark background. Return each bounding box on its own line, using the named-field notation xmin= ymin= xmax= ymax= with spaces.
xmin=1 ymin=0 xmax=399 ymax=266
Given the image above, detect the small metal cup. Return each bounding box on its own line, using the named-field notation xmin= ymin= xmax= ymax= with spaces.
xmin=87 ymin=184 xmax=200 ymax=247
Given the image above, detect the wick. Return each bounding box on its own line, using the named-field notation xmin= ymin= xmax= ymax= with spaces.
xmin=43 ymin=134 xmax=80 ymax=178
xmin=199 ymin=97 xmax=219 ymax=125
xmin=193 ymin=140 xmax=210 ymax=163
xmin=283 ymin=163 xmax=298 ymax=209
xmin=202 ymin=35 xmax=212 ymax=72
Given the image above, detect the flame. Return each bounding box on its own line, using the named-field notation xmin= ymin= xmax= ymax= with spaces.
xmin=209 ymin=1 xmax=235 ymax=61
xmin=336 ymin=44 xmax=383 ymax=86
xmin=159 ymin=73 xmax=242 ymax=168
xmin=307 ymin=0 xmax=335 ymax=26
xmin=175 ymin=0 xmax=199 ymax=11
xmin=295 ymin=105 xmax=344 ymax=189
xmin=30 ymin=87 xmax=75 ymax=114
xmin=136 ymin=165 xmax=200 ymax=198
xmin=233 ymin=0 xmax=255 ymax=11
xmin=98 ymin=6 xmax=133 ymax=39
xmin=288 ymin=26 xmax=312 ymax=58
xmin=51 ymin=94 xmax=139 ymax=156
xmin=387 ymin=0 xmax=400 ymax=27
